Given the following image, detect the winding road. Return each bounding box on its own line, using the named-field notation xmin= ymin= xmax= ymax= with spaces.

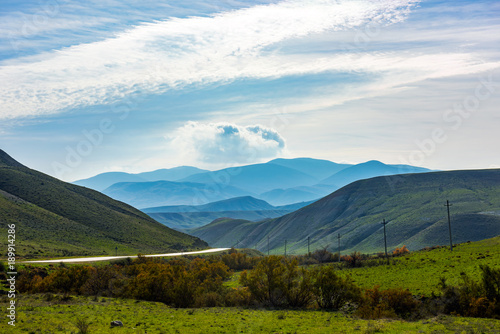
xmin=22 ymin=248 xmax=231 ymax=264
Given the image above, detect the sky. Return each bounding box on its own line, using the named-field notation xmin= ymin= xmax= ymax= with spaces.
xmin=0 ymin=0 xmax=499 ymax=182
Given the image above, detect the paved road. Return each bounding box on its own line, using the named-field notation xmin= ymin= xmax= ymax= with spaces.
xmin=22 ymin=248 xmax=231 ymax=264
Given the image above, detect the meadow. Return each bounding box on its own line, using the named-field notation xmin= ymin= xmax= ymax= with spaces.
xmin=1 ymin=294 xmax=499 ymax=333
xmin=339 ymin=236 xmax=500 ymax=296
xmin=3 ymin=237 xmax=500 ymax=333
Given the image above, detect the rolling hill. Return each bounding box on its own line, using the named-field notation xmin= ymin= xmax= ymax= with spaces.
xmin=102 ymin=180 xmax=252 ymax=208
xmin=142 ymin=196 xmax=314 ymax=231
xmin=0 ymin=150 xmax=207 ymax=258
xmin=142 ymin=196 xmax=276 ymax=213
xmin=190 ymin=169 xmax=500 ymax=255
xmin=73 ymin=166 xmax=207 ymax=191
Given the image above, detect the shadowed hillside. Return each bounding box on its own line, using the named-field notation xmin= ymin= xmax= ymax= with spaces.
xmin=0 ymin=150 xmax=207 ymax=258
xmin=191 ymin=169 xmax=500 ymax=254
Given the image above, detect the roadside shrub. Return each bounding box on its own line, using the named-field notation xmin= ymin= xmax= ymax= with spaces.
xmin=221 ymin=251 xmax=259 ymax=270
xmin=392 ymin=245 xmax=409 ymax=257
xmin=357 ymin=286 xmax=420 ymax=320
xmin=224 ymin=287 xmax=253 ymax=307
xmin=240 ymin=255 xmax=287 ymax=307
xmin=194 ymin=291 xmax=224 ymax=308
xmin=311 ymin=265 xmax=361 ymax=310
xmin=240 ymin=256 xmax=313 ymax=307
xmin=311 ymin=248 xmax=336 ymax=263
xmin=342 ymin=251 xmax=363 ymax=268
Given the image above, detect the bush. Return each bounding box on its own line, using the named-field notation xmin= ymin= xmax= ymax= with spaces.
xmin=342 ymin=251 xmax=363 ymax=268
xmin=357 ymin=286 xmax=420 ymax=319
xmin=392 ymin=245 xmax=409 ymax=257
xmin=224 ymin=287 xmax=253 ymax=307
xmin=240 ymin=256 xmax=313 ymax=307
xmin=221 ymin=251 xmax=260 ymax=270
xmin=311 ymin=265 xmax=361 ymax=310
xmin=438 ymin=265 xmax=500 ymax=318
xmin=310 ymin=248 xmax=337 ymax=264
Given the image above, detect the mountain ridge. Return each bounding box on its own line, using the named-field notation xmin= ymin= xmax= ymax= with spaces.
xmin=190 ymin=168 xmax=500 ymax=254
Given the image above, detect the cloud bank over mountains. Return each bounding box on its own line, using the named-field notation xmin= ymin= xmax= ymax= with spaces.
xmin=168 ymin=122 xmax=286 ymax=165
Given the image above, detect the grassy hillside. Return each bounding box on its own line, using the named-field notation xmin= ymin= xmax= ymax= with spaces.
xmin=190 ymin=169 xmax=500 ymax=254
xmin=0 ymin=150 xmax=207 ymax=258
xmin=339 ymin=235 xmax=500 ymax=297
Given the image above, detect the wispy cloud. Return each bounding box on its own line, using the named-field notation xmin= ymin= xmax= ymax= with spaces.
xmin=0 ymin=0 xmax=424 ymax=119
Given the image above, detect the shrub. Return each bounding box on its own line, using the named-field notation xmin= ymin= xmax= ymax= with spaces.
xmin=311 ymin=248 xmax=336 ymax=264
xmin=357 ymin=286 xmax=420 ymax=320
xmin=74 ymin=317 xmax=91 ymax=334
xmin=392 ymin=245 xmax=409 ymax=257
xmin=240 ymin=256 xmax=313 ymax=307
xmin=311 ymin=265 xmax=361 ymax=310
xmin=224 ymin=287 xmax=253 ymax=307
xmin=438 ymin=265 xmax=500 ymax=318
xmin=221 ymin=251 xmax=259 ymax=270
xmin=342 ymin=251 xmax=363 ymax=268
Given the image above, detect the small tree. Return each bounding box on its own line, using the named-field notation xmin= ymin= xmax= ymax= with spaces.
xmin=311 ymin=265 xmax=361 ymax=310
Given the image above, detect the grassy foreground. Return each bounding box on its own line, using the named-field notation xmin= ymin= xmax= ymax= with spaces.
xmin=339 ymin=236 xmax=500 ymax=297
xmin=1 ymin=294 xmax=500 ymax=334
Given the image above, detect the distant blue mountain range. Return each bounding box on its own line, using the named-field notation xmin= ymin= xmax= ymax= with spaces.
xmin=73 ymin=158 xmax=432 ymax=208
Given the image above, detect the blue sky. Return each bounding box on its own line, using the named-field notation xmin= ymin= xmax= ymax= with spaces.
xmin=1 ymin=0 xmax=499 ymax=181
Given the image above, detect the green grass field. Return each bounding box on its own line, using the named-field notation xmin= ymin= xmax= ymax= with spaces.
xmin=1 ymin=294 xmax=499 ymax=333
xmin=338 ymin=236 xmax=500 ymax=297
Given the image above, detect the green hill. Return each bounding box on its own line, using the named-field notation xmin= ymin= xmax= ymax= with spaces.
xmin=0 ymin=150 xmax=207 ymax=258
xmin=190 ymin=169 xmax=500 ymax=254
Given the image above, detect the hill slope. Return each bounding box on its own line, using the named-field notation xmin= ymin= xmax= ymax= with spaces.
xmin=73 ymin=166 xmax=207 ymax=191
xmin=0 ymin=150 xmax=206 ymax=258
xmin=103 ymin=181 xmax=252 ymax=208
xmin=190 ymin=169 xmax=500 ymax=254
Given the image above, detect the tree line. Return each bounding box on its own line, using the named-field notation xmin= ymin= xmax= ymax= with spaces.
xmin=7 ymin=249 xmax=500 ymax=320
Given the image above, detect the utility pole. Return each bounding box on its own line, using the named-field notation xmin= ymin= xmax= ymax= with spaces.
xmin=307 ymin=237 xmax=310 ymax=256
xmin=445 ymin=200 xmax=453 ymax=251
xmin=381 ymin=219 xmax=388 ymax=260
xmin=337 ymin=233 xmax=341 ymax=262
xmin=284 ymin=240 xmax=287 ymax=257
xmin=267 ymin=236 xmax=270 ymax=256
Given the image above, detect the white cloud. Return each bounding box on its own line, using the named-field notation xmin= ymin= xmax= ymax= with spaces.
xmin=0 ymin=0 xmax=423 ymax=119
xmin=168 ymin=121 xmax=286 ymax=165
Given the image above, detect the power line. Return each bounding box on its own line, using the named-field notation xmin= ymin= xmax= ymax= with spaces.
xmin=381 ymin=219 xmax=388 ymax=261
xmin=445 ymin=200 xmax=453 ymax=251
xmin=337 ymin=233 xmax=341 ymax=262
